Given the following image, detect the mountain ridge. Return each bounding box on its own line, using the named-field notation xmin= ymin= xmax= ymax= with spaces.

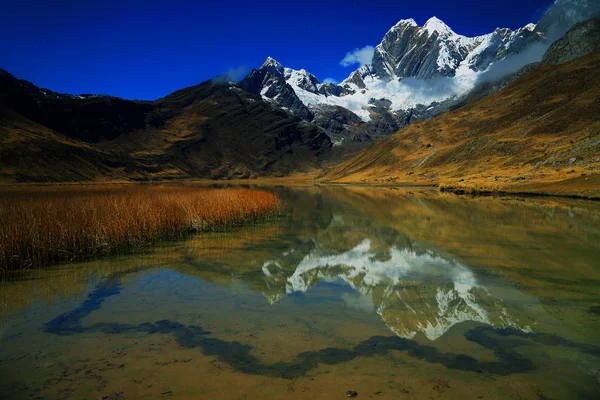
xmin=1 ymin=1 xmax=599 ymax=190
xmin=240 ymin=0 xmax=599 ymax=147
xmin=0 ymin=75 xmax=332 ymax=182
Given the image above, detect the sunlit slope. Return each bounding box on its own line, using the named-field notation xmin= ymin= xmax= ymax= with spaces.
xmin=321 ymin=51 xmax=600 ymax=197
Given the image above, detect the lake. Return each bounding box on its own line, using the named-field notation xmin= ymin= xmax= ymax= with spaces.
xmin=1 ymin=187 xmax=599 ymax=399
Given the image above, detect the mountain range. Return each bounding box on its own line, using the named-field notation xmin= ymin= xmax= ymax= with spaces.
xmin=240 ymin=0 xmax=599 ymax=146
xmin=321 ymin=18 xmax=600 ymax=197
xmin=0 ymin=73 xmax=331 ymax=182
xmin=0 ymin=0 xmax=599 ymax=188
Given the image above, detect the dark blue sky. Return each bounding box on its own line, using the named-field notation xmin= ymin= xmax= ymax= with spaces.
xmin=0 ymin=0 xmax=553 ymax=100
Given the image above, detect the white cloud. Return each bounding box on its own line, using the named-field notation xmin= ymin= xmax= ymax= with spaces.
xmin=340 ymin=46 xmax=375 ymax=67
xmin=211 ymin=65 xmax=249 ymax=83
xmin=322 ymin=77 xmax=338 ymax=84
xmin=475 ymin=42 xmax=547 ymax=84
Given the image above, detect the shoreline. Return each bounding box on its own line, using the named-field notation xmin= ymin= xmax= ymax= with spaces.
xmin=1 ymin=173 xmax=599 ymax=201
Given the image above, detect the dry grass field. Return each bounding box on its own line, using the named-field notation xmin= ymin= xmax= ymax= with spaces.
xmin=0 ymin=185 xmax=281 ymax=270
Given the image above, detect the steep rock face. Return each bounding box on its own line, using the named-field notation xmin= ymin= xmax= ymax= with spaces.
xmin=318 ymin=83 xmax=344 ymax=96
xmin=239 ymin=58 xmax=314 ymax=120
xmin=466 ymin=25 xmax=540 ymax=72
xmin=284 ymin=68 xmax=320 ymax=94
xmin=366 ymin=0 xmax=599 ymax=82
xmin=311 ymin=104 xmax=364 ymax=144
xmin=337 ymin=17 xmax=545 ymax=99
xmin=341 ymin=65 xmax=372 ymax=91
xmin=370 ymin=18 xmax=478 ymax=80
xmin=415 ymin=16 xmax=600 ymax=117
xmin=542 ymin=18 xmax=600 ymax=64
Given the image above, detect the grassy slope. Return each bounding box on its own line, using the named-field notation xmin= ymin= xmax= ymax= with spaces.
xmin=320 ymin=50 xmax=600 ymax=198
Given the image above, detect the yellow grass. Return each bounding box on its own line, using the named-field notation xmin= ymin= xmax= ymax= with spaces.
xmin=0 ymin=185 xmax=281 ymax=270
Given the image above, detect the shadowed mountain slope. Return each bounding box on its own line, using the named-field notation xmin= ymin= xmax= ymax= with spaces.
xmin=0 ymin=73 xmax=331 ymax=183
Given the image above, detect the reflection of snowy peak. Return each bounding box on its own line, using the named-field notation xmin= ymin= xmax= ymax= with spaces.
xmin=261 ymin=239 xmax=530 ymax=340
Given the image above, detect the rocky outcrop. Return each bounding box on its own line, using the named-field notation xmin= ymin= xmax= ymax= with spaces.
xmin=311 ymin=104 xmax=364 ymax=143
xmin=318 ymin=83 xmax=344 ymax=97
xmin=284 ymin=68 xmax=320 ymax=94
xmin=239 ymin=57 xmax=314 ymax=120
xmin=343 ymin=65 xmax=372 ymax=88
xmin=371 ymin=18 xmax=469 ymax=80
xmin=362 ymin=18 xmax=542 ymax=82
xmin=542 ymin=18 xmax=600 ymax=64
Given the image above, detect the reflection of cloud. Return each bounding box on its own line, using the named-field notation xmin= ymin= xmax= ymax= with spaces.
xmin=261 ymin=239 xmax=531 ymax=341
xmin=341 ymin=292 xmax=375 ymax=313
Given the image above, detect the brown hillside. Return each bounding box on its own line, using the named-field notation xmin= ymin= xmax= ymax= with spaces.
xmin=0 ymin=74 xmax=331 ymax=183
xmin=321 ymin=50 xmax=600 ymax=198
xmin=0 ymin=107 xmax=130 ymax=182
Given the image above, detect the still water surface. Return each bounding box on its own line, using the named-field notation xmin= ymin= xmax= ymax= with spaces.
xmin=1 ymin=187 xmax=599 ymax=399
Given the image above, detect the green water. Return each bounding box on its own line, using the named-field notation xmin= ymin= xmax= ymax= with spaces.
xmin=1 ymin=187 xmax=599 ymax=399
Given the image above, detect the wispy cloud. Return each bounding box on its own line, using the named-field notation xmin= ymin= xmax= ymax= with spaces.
xmin=212 ymin=66 xmax=249 ymax=83
xmin=529 ymin=1 xmax=553 ymax=24
xmin=476 ymin=2 xmax=598 ymax=85
xmin=322 ymin=77 xmax=338 ymax=84
xmin=476 ymin=42 xmax=548 ymax=84
xmin=340 ymin=46 xmax=375 ymax=67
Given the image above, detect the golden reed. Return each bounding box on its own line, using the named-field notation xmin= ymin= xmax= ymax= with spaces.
xmin=0 ymin=185 xmax=281 ymax=270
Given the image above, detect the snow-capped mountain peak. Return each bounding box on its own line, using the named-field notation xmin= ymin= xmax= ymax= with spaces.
xmin=261 ymin=56 xmax=284 ymax=72
xmin=239 ymin=0 xmax=599 ymax=145
xmin=392 ymin=18 xmax=418 ymax=30
xmin=284 ymin=68 xmax=321 ymax=94
xmin=422 ymin=16 xmax=458 ymax=38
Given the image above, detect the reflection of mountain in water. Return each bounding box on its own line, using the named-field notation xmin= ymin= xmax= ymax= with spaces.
xmin=260 ymin=217 xmax=531 ymax=340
